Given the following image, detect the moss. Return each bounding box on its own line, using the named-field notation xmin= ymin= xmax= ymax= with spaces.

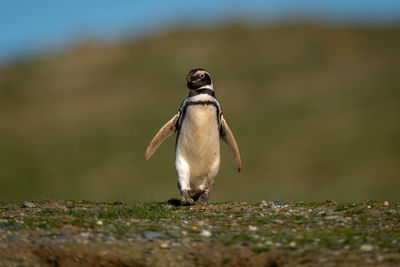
xmin=334 ymin=204 xmax=352 ymax=212
xmin=222 ymin=256 xmax=232 ymax=263
xmin=1 ymin=200 xmax=400 ymax=257
xmin=252 ymin=245 xmax=270 ymax=254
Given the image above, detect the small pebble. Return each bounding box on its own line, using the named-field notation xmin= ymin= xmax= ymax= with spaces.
xmin=384 ymin=201 xmax=389 ymax=206
xmin=200 ymin=230 xmax=212 ymax=237
xmin=96 ymin=220 xmax=103 ymax=225
xmin=166 ymin=229 xmax=182 ymax=237
xmin=324 ymin=210 xmax=334 ymax=216
xmin=377 ymin=255 xmax=384 ymax=262
xmin=248 ymin=225 xmax=258 ymax=231
xmin=325 ymin=215 xmax=340 ymax=220
xmin=160 ymin=242 xmax=169 ymax=249
xmin=289 ymin=241 xmax=296 ymax=247
xmin=360 ymin=244 xmax=374 ymax=252
xmin=80 ymin=232 xmax=90 ymax=238
xmin=22 ymin=202 xmax=35 ymax=208
xmin=144 ymin=231 xmax=163 ymax=239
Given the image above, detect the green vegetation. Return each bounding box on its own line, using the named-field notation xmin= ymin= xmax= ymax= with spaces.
xmin=0 ymin=200 xmax=399 ymax=266
xmin=0 ymin=24 xmax=400 ymax=202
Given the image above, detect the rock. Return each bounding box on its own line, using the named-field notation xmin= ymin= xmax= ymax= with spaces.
xmin=56 ymin=205 xmax=68 ymax=210
xmin=384 ymin=201 xmax=389 ymax=206
xmin=200 ymin=230 xmax=212 ymax=237
xmin=0 ymin=219 xmax=8 ymax=223
xmin=144 ymin=231 xmax=163 ymax=239
xmin=259 ymin=200 xmax=267 ymax=207
xmin=360 ymin=244 xmax=374 ymax=252
xmin=96 ymin=220 xmax=103 ymax=225
xmin=80 ymin=232 xmax=90 ymax=238
xmin=166 ymin=229 xmax=182 ymax=237
xmin=22 ymin=202 xmax=35 ymax=208
xmin=248 ymin=225 xmax=258 ymax=231
xmin=325 ymin=215 xmax=340 ymax=220
xmin=289 ymin=241 xmax=296 ymax=247
xmin=323 ymin=210 xmax=334 ymax=216
xmin=160 ymin=242 xmax=169 ymax=249
xmin=8 ymin=235 xmax=19 ymax=241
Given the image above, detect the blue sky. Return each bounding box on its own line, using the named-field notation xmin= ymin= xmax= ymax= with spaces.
xmin=0 ymin=0 xmax=399 ymax=64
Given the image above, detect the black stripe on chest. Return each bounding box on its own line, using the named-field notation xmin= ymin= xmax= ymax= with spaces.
xmin=189 ymin=88 xmax=215 ymax=97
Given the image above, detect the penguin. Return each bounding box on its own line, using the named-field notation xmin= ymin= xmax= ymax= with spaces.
xmin=144 ymin=69 xmax=241 ymax=204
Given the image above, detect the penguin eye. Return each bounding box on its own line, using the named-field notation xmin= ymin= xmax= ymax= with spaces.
xmin=199 ymin=74 xmax=205 ymax=78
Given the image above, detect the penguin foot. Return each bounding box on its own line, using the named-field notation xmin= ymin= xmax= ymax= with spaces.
xmin=181 ymin=190 xmax=195 ymax=205
xmin=198 ymin=191 xmax=209 ymax=204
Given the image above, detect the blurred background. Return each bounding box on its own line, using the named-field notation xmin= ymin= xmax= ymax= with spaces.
xmin=0 ymin=1 xmax=399 ymax=202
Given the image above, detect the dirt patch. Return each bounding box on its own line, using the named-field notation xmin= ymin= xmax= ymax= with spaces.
xmin=32 ymin=246 xmax=144 ymax=267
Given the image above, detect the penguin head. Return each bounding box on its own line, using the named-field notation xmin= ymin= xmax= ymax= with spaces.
xmin=186 ymin=68 xmax=213 ymax=90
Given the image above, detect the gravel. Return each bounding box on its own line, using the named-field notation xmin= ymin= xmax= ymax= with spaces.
xmin=0 ymin=199 xmax=399 ymax=266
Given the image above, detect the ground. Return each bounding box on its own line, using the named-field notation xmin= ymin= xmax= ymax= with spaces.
xmin=0 ymin=200 xmax=399 ymax=266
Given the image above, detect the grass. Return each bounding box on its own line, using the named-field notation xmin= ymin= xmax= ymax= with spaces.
xmin=1 ymin=200 xmax=399 ymax=266
xmin=0 ymin=24 xmax=399 ymax=203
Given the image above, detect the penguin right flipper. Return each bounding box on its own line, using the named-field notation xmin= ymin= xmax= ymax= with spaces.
xmin=144 ymin=112 xmax=180 ymax=161
xmin=220 ymin=116 xmax=242 ymax=172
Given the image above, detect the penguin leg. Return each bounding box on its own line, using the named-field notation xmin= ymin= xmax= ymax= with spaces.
xmin=197 ymin=177 xmax=215 ymax=204
xmin=176 ymin=156 xmax=194 ymax=204
xmin=181 ymin=190 xmax=195 ymax=205
xmin=198 ymin=191 xmax=210 ymax=204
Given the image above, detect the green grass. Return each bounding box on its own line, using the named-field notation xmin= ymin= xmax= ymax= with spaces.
xmin=222 ymin=256 xmax=232 ymax=263
xmin=1 ymin=200 xmax=399 ymax=266
xmin=0 ymin=24 xmax=399 ymax=202
xmin=252 ymin=245 xmax=270 ymax=254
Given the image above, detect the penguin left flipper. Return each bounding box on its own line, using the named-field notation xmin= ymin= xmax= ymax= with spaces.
xmin=144 ymin=112 xmax=180 ymax=161
xmin=220 ymin=116 xmax=242 ymax=172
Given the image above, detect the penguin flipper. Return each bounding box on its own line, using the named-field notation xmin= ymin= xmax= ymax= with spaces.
xmin=220 ymin=116 xmax=242 ymax=172
xmin=144 ymin=112 xmax=180 ymax=161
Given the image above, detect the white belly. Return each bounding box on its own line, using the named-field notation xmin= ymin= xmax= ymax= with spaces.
xmin=175 ymin=105 xmax=220 ymax=195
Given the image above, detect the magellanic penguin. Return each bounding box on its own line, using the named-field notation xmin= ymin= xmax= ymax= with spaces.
xmin=144 ymin=69 xmax=241 ymax=204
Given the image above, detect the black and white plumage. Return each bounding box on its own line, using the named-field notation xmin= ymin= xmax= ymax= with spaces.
xmin=145 ymin=69 xmax=241 ymax=204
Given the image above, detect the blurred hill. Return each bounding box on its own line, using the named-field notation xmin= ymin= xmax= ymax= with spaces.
xmin=0 ymin=24 xmax=399 ymax=202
